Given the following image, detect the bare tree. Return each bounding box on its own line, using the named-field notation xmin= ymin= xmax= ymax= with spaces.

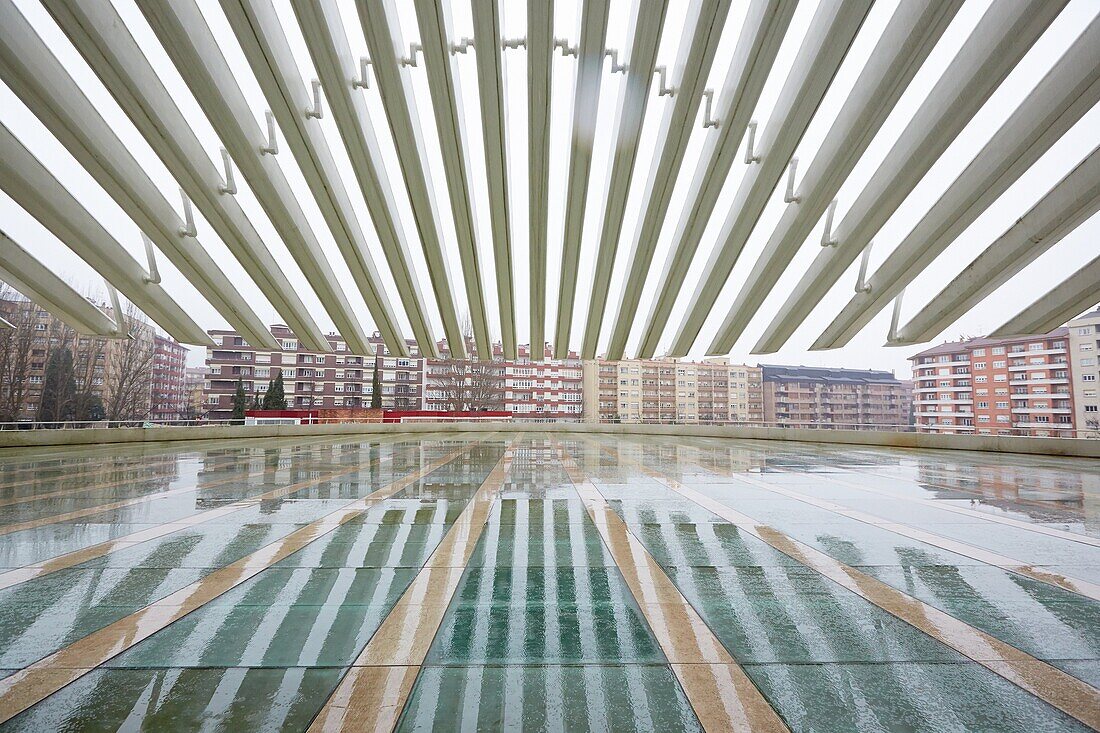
xmin=431 ymin=359 xmax=505 ymax=412
xmin=0 ymin=286 xmax=36 ymax=423
xmin=104 ymin=305 xmax=155 ymax=421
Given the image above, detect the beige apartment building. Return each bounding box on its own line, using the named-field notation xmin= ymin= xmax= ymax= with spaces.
xmin=583 ymin=358 xmax=762 ymax=424
xmin=1068 ymin=308 xmax=1100 ymax=438
xmin=761 ymin=365 xmax=911 ymax=430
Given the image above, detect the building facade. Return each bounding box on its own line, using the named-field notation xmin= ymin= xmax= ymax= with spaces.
xmin=149 ymin=335 xmax=188 ymax=422
xmin=1068 ymin=309 xmax=1100 ymax=438
xmin=204 ymin=326 xmax=425 ymax=421
xmin=761 ymin=365 xmax=910 ymax=430
xmin=909 ymin=329 xmax=1074 ymax=437
xmin=583 ymin=358 xmax=763 ymax=424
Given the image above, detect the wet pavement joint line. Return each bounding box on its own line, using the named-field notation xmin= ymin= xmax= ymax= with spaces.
xmin=553 ymin=439 xmax=791 ymax=733
xmin=306 ymin=440 xmax=518 ymax=733
xmin=0 ymin=440 xmax=488 ymax=725
xmin=600 ymin=440 xmax=1100 ymax=731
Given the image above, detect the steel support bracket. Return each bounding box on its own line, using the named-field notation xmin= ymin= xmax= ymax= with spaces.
xmin=783 ymin=157 xmax=800 ymax=203
xmin=554 ymin=38 xmax=577 ymax=57
xmin=141 ymin=232 xmax=161 ymax=284
xmin=177 ymin=188 xmax=197 ymax=237
xmin=855 ymin=240 xmax=873 ymax=293
xmin=653 ymin=66 xmax=674 ymax=97
xmin=820 ymin=200 xmax=839 ymax=247
xmin=605 ymin=49 xmax=626 ymax=74
xmin=260 ymin=110 xmax=278 ymax=155
xmin=744 ymin=120 xmax=761 ymax=164
xmin=701 ymin=89 xmax=719 ymax=128
xmin=217 ymin=147 xmax=236 ymax=195
xmin=305 ymin=79 xmax=324 ymax=119
xmin=451 ymin=37 xmax=474 ymax=54
xmin=400 ymin=42 xmax=424 ymax=67
xmin=352 ymin=57 xmax=373 ymax=89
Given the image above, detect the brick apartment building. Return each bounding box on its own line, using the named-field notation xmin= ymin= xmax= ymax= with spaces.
xmin=1069 ymin=309 xmax=1100 ymax=438
xmin=909 ymin=328 xmax=1074 ymax=437
xmin=203 ymin=326 xmax=425 ymax=421
xmin=583 ymin=358 xmax=763 ymax=424
xmin=761 ymin=365 xmax=911 ymax=430
xmin=149 ymin=335 xmax=188 ymax=421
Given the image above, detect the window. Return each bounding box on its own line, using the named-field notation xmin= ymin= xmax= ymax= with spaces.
xmin=993 ymin=360 xmax=1006 ymax=368
xmin=1082 ymin=358 xmax=1097 ymax=367
xmin=973 ymin=362 xmax=986 ymax=370
xmin=1083 ymin=374 xmax=1096 ymax=382
xmin=992 ymin=347 xmax=1004 ymax=355
xmin=1077 ymin=327 xmax=1093 ymax=335
xmin=975 ymin=376 xmax=987 ymax=383
xmin=281 ymin=340 xmax=297 ymax=350
xmin=1029 ymin=343 xmax=1043 ymax=351
xmin=995 ymin=401 xmax=1008 ymax=409
xmin=994 ymin=375 xmax=1006 ymax=382
xmin=1082 ymin=343 xmax=1095 ymax=351
xmin=972 ymin=348 xmax=985 ymax=357
xmin=1085 ymin=405 xmax=1098 ymax=412
xmin=977 ymin=401 xmax=988 ymax=409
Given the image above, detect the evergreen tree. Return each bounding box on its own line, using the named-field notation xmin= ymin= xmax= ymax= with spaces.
xmin=263 ymin=371 xmax=287 ymax=409
xmin=370 ymin=357 xmax=382 ymax=410
xmin=231 ymin=378 xmax=247 ymax=424
xmin=39 ymin=348 xmax=76 ymax=424
xmin=251 ymin=392 xmax=262 ymax=410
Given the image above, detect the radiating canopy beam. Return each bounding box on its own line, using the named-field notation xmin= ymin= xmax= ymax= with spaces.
xmin=40 ymin=0 xmax=332 ymax=353
xmin=222 ymin=0 xmax=410 ymax=356
xmin=357 ymin=0 xmax=468 ymax=359
xmin=705 ymin=0 xmax=963 ymax=355
xmin=816 ymin=16 xmax=1100 ymax=351
xmin=527 ymin=0 xmax=554 ymax=361
xmin=636 ymin=0 xmax=796 ymax=358
xmin=0 ymin=231 xmax=119 ymax=336
xmin=893 ymin=145 xmax=1100 ymax=345
xmin=664 ymin=0 xmax=874 ymax=358
xmin=140 ymin=0 xmax=375 ymax=354
xmin=604 ymin=0 xmax=733 ymax=361
xmin=989 ymin=254 xmax=1100 ymax=339
xmin=580 ymin=0 xmax=670 ymax=359
xmin=0 ymin=0 xmax=279 ymax=351
xmin=0 ymin=124 xmax=210 ymax=345
xmin=471 ymin=0 xmax=517 ymax=360
xmin=752 ymin=0 xmax=1067 ymax=355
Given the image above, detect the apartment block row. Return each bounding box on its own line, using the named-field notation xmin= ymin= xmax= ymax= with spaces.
xmin=908 ymin=309 xmax=1100 ymax=438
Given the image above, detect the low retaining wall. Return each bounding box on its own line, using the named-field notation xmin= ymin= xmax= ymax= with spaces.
xmin=0 ymin=422 xmax=1097 ymax=459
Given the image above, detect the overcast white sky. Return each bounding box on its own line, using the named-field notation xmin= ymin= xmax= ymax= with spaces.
xmin=2 ymin=0 xmax=1098 ymax=374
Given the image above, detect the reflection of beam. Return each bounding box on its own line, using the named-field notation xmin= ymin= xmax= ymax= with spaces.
xmin=990 ymin=254 xmax=1100 ymax=339
xmin=636 ymin=0 xmax=795 ymax=358
xmin=894 ymin=147 xmax=1100 ymax=345
xmin=0 ymin=231 xmax=118 ymax=336
xmin=0 ymin=0 xmax=278 ymax=350
xmin=471 ymin=0 xmax=517 ymax=359
xmin=580 ymin=0 xmax=670 ymax=359
xmin=293 ymin=0 xmax=437 ymax=358
xmin=414 ymin=0 xmax=491 ymax=358
xmin=41 ymin=0 xmax=330 ymax=353
xmin=357 ymin=0 xmax=467 ymax=359
xmin=705 ymin=0 xmax=962 ymax=355
xmin=0 ymin=125 xmax=210 ymax=345
xmin=752 ymin=0 xmax=1067 ymax=355
xmin=140 ymin=0 xmax=374 ymax=353
xmin=528 ymin=0 xmax=554 ymax=360
xmin=665 ymin=0 xmax=873 ymax=358
xmin=817 ymin=17 xmax=1100 ymax=351
xmin=222 ymin=0 xmax=408 ymax=356
xmin=604 ymin=0 xmax=733 ymax=360
xmin=553 ymin=0 xmax=610 ymax=358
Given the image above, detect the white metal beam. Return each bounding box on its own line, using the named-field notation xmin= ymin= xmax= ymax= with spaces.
xmin=356 ymin=0 xmax=467 ymax=359
xmin=471 ymin=0 xmax=517 ymax=359
xmin=413 ymin=0 xmax=492 ymax=358
xmin=221 ymin=0 xmax=409 ymax=356
xmin=635 ymin=0 xmax=796 ymax=358
xmin=752 ymin=0 xmax=1067 ymax=354
xmin=705 ymin=0 xmax=962 ymax=355
xmin=527 ymin=0 xmax=554 ymax=361
xmin=0 ymin=230 xmax=118 ymax=336
xmin=0 ymin=124 xmax=211 ymax=345
xmin=664 ymin=0 xmax=874 ymax=358
xmin=0 ymin=0 xmax=279 ymax=351
xmin=553 ymin=0 xmax=611 ymax=359
xmin=579 ymin=0 xmax=670 ymax=359
xmin=604 ymin=0 xmax=733 ymax=360
xmin=989 ymin=253 xmax=1100 ymax=339
xmin=816 ymin=16 xmax=1100 ymax=350
xmin=893 ymin=146 xmax=1100 ymax=345
xmin=291 ymin=0 xmax=437 ymax=358
xmin=41 ymin=0 xmax=331 ymax=353
xmin=140 ymin=0 xmax=375 ymax=354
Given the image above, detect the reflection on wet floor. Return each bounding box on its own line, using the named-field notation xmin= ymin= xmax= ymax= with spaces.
xmin=0 ymin=432 xmax=1096 ymax=731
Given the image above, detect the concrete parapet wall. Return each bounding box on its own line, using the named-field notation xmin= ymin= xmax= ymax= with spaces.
xmin=0 ymin=422 xmax=1097 ymax=459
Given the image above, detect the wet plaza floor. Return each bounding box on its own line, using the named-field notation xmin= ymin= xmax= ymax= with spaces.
xmin=0 ymin=431 xmax=1096 ymax=731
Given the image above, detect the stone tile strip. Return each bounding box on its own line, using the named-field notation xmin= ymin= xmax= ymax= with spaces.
xmin=0 ymin=439 xmax=411 ymax=591
xmin=0 ymin=439 xmax=487 ymax=725
xmin=307 ymin=441 xmax=517 ymax=732
xmin=605 ymin=440 xmax=1100 ymax=730
xmin=719 ymin=467 xmax=1100 ymax=601
xmin=555 ymin=440 xmax=789 ymax=733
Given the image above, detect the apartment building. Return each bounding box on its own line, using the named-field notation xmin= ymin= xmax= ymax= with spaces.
xmin=761 ymin=365 xmax=910 ymax=430
xmin=149 ymin=335 xmax=188 ymax=422
xmin=425 ymin=342 xmax=584 ymax=420
xmin=204 ymin=326 xmax=425 ymax=421
xmin=909 ymin=328 xmax=1074 ymax=437
xmin=583 ymin=358 xmax=763 ymax=424
xmin=183 ymin=366 xmax=207 ymax=420
xmin=1068 ymin=308 xmax=1100 ymax=438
